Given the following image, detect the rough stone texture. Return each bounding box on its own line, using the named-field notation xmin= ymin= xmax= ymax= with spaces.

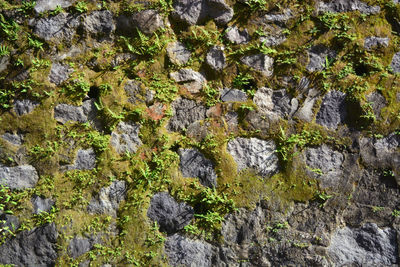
xmin=366 ymin=91 xmax=387 ymax=119
xmin=307 ymin=45 xmax=336 ymax=72
xmin=170 ymin=68 xmax=206 ymax=93
xmin=167 ymin=41 xmax=191 ymax=65
xmin=164 ymin=234 xmax=213 ymax=267
xmin=87 ymin=180 xmax=126 ymax=216
xmin=147 ymin=192 xmax=194 ymax=234
xmin=68 ymin=235 xmax=101 ymax=259
xmin=206 ymin=46 xmax=226 ymax=71
xmin=253 ymin=87 xmax=297 ymax=120
xmin=54 ymin=99 xmax=97 ymax=124
xmin=117 ymin=10 xmax=163 ymax=36
xmin=34 ymin=0 xmax=73 ymax=14
xmin=33 ymin=13 xmax=80 ymax=42
xmin=83 ymin=10 xmax=115 ymax=36
xmin=264 ymin=9 xmax=293 ymax=25
xmin=260 ymin=34 xmax=287 ymax=47
xmin=241 ymin=54 xmax=274 ymax=77
xmin=172 ymin=0 xmax=233 ymax=26
xmin=0 ymin=213 xmax=20 ymax=233
xmin=13 ymin=99 xmax=39 ymax=116
xmin=0 ymin=223 xmax=58 ymax=266
xmin=63 ymin=148 xmax=96 ymax=171
xmin=227 ymin=137 xmax=279 ymax=177
xmin=179 ymin=148 xmax=217 ymax=188
xmin=390 ymin=52 xmax=400 ymax=73
xmin=316 ymin=90 xmax=347 ymax=129
xmin=110 ymin=121 xmax=142 ymax=155
xmin=364 ymin=36 xmax=389 ymax=50
xmin=0 ymin=165 xmax=39 ymax=189
xmin=317 ymin=0 xmax=381 ymax=14
xmin=225 ymin=26 xmax=250 ymax=44
xmin=49 ymin=62 xmax=73 ymax=85
xmin=294 ymin=88 xmax=320 ymax=122
xmin=124 ymin=80 xmax=154 ymax=105
xmin=167 ymin=98 xmax=206 ymax=132
xmin=1 ymin=132 xmax=24 ymax=146
xmin=31 ymin=195 xmax=55 ymax=214
xmin=0 ymin=56 xmax=10 ymax=73
xmin=220 ymin=88 xmax=247 ymax=102
xmin=328 ymin=223 xmax=398 ymax=266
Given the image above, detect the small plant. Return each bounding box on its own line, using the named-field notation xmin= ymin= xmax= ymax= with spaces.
xmin=75 ymin=1 xmax=88 ymax=13
xmin=202 ymin=84 xmax=220 ymax=107
xmin=371 ymin=206 xmax=384 ymax=213
xmin=31 ymin=58 xmax=50 ymax=71
xmin=392 ymin=209 xmax=400 ymax=217
xmin=28 ymin=36 xmax=44 ymax=51
xmin=0 ymin=44 xmax=10 ymax=57
xmin=0 ymin=14 xmax=20 ymax=41
xmin=64 ymin=73 xmax=91 ymax=99
xmin=245 ymin=0 xmax=267 ymax=11
xmin=314 ymin=190 xmax=332 ymax=207
xmin=18 ymin=1 xmax=36 ymax=14
xmin=50 ymin=5 xmax=64 ymax=15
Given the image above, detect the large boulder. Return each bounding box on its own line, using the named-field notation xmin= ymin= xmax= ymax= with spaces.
xmin=0 ymin=165 xmax=39 ymax=189
xmin=87 ymin=180 xmax=126 ymax=216
xmin=110 ymin=121 xmax=142 ymax=155
xmin=316 ymin=90 xmax=347 ymax=130
xmin=167 ymin=98 xmax=206 ymax=132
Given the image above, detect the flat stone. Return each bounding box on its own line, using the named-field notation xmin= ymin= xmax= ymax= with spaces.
xmin=220 ymin=88 xmax=247 ymax=102
xmin=225 ymin=26 xmax=250 ymax=44
xmin=307 ymin=45 xmax=336 ymax=72
xmin=63 ymin=148 xmax=96 ymax=171
xmin=31 ymin=195 xmax=55 ymax=214
xmin=1 ymin=133 xmax=24 ymax=146
xmin=13 ymin=99 xmax=39 ymax=116
xmin=206 ymin=46 xmax=226 ymax=71
xmin=34 ymin=0 xmax=73 ymax=13
xmin=49 ymin=62 xmax=73 ymax=85
xmin=54 ymin=99 xmax=97 ymax=124
xmin=170 ymin=69 xmax=206 ymax=93
xmin=83 ymin=10 xmax=115 ymax=36
xmin=317 ymin=0 xmax=381 ymax=14
xmin=179 ymin=148 xmax=217 ymax=187
xmin=147 ymin=192 xmax=194 ymax=234
xmin=0 ymin=165 xmax=39 ymax=189
xmin=241 ymin=54 xmax=274 ymax=77
xmin=167 ymin=98 xmax=206 ymax=132
xmin=110 ymin=121 xmax=142 ymax=154
xmin=167 ymin=41 xmax=191 ymax=65
xmin=227 ymin=137 xmax=279 ymax=177
xmin=316 ymin=90 xmax=347 ymax=130
xmin=364 ymin=36 xmax=389 ymax=50
xmin=87 ymin=180 xmax=126 ymax=216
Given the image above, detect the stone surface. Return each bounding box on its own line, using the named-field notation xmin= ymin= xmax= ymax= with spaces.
xmin=124 ymin=80 xmax=154 ymax=105
xmin=0 ymin=223 xmax=58 ymax=266
xmin=33 ymin=13 xmax=80 ymax=42
xmin=49 ymin=62 xmax=73 ymax=85
xmin=264 ymin=9 xmax=293 ymax=25
xmin=328 ymin=223 xmax=398 ymax=266
xmin=167 ymin=41 xmax=191 ymax=65
xmin=390 ymin=52 xmax=400 ymax=73
xmin=87 ymin=180 xmax=126 ymax=216
xmin=220 ymin=88 xmax=247 ymax=102
xmin=1 ymin=132 xmax=24 ymax=146
xmin=63 ymin=148 xmax=96 ymax=171
xmin=31 ymin=195 xmax=55 ymax=214
xmin=167 ymin=98 xmax=206 ymax=132
xmin=253 ymin=87 xmax=297 ymax=120
xmin=54 ymin=99 xmax=97 ymax=124
xmin=227 ymin=137 xmax=279 ymax=177
xmin=110 ymin=121 xmax=142 ymax=155
xmin=68 ymin=235 xmax=101 ymax=259
xmin=225 ymin=26 xmax=250 ymax=44
xmin=34 ymin=0 xmax=73 ymax=13
xmin=294 ymin=88 xmax=319 ymax=122
xmin=0 ymin=165 xmax=39 ymax=189
xmin=117 ymin=10 xmax=163 ymax=36
xmin=179 ymin=148 xmax=217 ymax=187
xmin=260 ymin=34 xmax=287 ymax=47
xmin=317 ymin=0 xmax=381 ymax=14
xmin=316 ymin=90 xmax=347 ymax=129
xmin=147 ymin=192 xmax=194 ymax=234
xmin=364 ymin=36 xmax=389 ymax=50
xmin=170 ymin=69 xmax=206 ymax=93
xmin=0 ymin=56 xmax=10 ymax=73
xmin=13 ymin=99 xmax=39 ymax=116
xmin=0 ymin=213 xmax=20 ymax=233
xmin=241 ymin=54 xmax=274 ymax=77
xmin=306 ymin=45 xmax=336 ymax=72
xmin=366 ymin=91 xmax=387 ymax=119
xmin=206 ymin=46 xmax=226 ymax=71
xmin=164 ymin=234 xmax=213 ymax=267
xmin=83 ymin=10 xmax=115 ymax=36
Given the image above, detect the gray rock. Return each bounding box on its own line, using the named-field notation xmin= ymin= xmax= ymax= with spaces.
xmin=124 ymin=80 xmax=154 ymax=105
xmin=110 ymin=121 xmax=142 ymax=154
xmin=83 ymin=10 xmax=115 ymax=36
xmin=13 ymin=99 xmax=39 ymax=116
xmin=34 ymin=0 xmax=73 ymax=13
xmin=0 ymin=223 xmax=58 ymax=266
xmin=117 ymin=10 xmax=163 ymax=36
xmin=225 ymin=26 xmax=250 ymax=45
xmin=264 ymin=9 xmax=293 ymax=25
xmin=0 ymin=213 xmax=20 ymax=233
xmin=206 ymin=46 xmax=226 ymax=71
xmin=294 ymin=88 xmax=319 ymax=122
xmin=0 ymin=56 xmax=10 ymax=73
xmin=260 ymin=34 xmax=286 ymax=47
xmin=317 ymin=0 xmax=381 ymax=14
xmin=186 ymin=121 xmax=209 ymax=141
xmin=164 ymin=234 xmax=213 ymax=267
xmin=170 ymin=69 xmax=206 ymax=93
xmin=328 ymin=223 xmax=398 ymax=266
xmin=172 ymin=0 xmax=233 ymax=26
xmin=49 ymin=62 xmax=73 ymax=85
xmin=87 ymin=180 xmax=126 ymax=216
xmin=304 ymin=145 xmax=344 ymax=188
xmin=110 ymin=53 xmax=136 ymax=68
xmin=54 ymin=99 xmax=97 ymax=124
xmin=167 ymin=41 xmax=191 ymax=65
xmin=68 ymin=237 xmax=92 ymax=259
xmin=167 ymin=98 xmax=206 ymax=132
xmin=306 ymin=45 xmax=336 ymax=72
xmin=33 ymin=12 xmax=80 ymax=42
xmin=241 ymin=54 xmax=274 ymax=77
xmin=220 ymin=88 xmax=247 ymax=102
xmin=31 ymin=195 xmax=55 ymax=214
xmin=0 ymin=165 xmax=39 ymax=189
xmin=1 ymin=132 xmax=24 ymax=146
xmin=63 ymin=148 xmax=96 ymax=171
xmin=390 ymin=52 xmax=400 ymax=73
xmin=364 ymin=36 xmax=389 ymax=50
xmin=147 ymin=192 xmax=194 ymax=234
xmin=253 ymin=87 xmax=297 ymax=120
xmin=316 ymin=90 xmax=347 ymax=129
xmin=227 ymin=137 xmax=279 ymax=177
xmin=366 ymin=92 xmax=386 ymax=119
xmin=179 ymin=148 xmax=217 ymax=188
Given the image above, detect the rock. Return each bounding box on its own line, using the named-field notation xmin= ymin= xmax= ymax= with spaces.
xmin=110 ymin=121 xmax=142 ymax=154
xmin=205 ymin=46 xmax=226 ymax=71
xmin=227 ymin=137 xmax=279 ymax=177
xmin=264 ymin=9 xmax=293 ymax=25
xmin=225 ymin=26 xmax=250 ymax=44
xmin=34 ymin=0 xmax=73 ymax=13
xmin=166 ymin=41 xmax=191 ymax=65
xmin=317 ymin=0 xmax=381 ymax=14
xmin=33 ymin=13 xmax=80 ymax=42
xmin=54 ymin=99 xmax=97 ymax=124
xmin=0 ymin=213 xmax=20 ymax=233
xmin=390 ymin=52 xmax=400 ymax=73
xmin=147 ymin=192 xmax=194 ymax=234
xmin=49 ymin=62 xmax=73 ymax=85
xmin=124 ymin=80 xmax=154 ymax=105
xmin=316 ymin=90 xmax=347 ymax=130
xmin=31 ymin=195 xmax=55 ymax=214
xmin=0 ymin=223 xmax=58 ymax=266
xmin=0 ymin=55 xmax=10 ymax=73
xmin=110 ymin=53 xmax=136 ymax=68
xmin=220 ymin=88 xmax=247 ymax=102
xmin=260 ymin=34 xmax=286 ymax=47
xmin=225 ymin=111 xmax=239 ymax=131
xmin=83 ymin=10 xmax=115 ymax=36
xmin=117 ymin=10 xmax=163 ymax=36
xmin=87 ymin=180 xmax=126 ymax=216
xmin=294 ymin=88 xmax=319 ymax=122
xmin=167 ymin=98 xmax=206 ymax=132
xmin=241 ymin=54 xmax=274 ymax=77
xmin=172 ymin=0 xmax=233 ymax=26
xmin=306 ymin=45 xmax=336 ymax=72
xmin=186 ymin=121 xmax=209 ymax=141
xmin=170 ymin=69 xmax=206 ymax=93
xmin=328 ymin=223 xmax=398 ymax=266
xmin=164 ymin=234 xmax=213 ymax=267
xmin=253 ymin=87 xmax=297 ymax=119
xmin=364 ymin=36 xmax=389 ymax=50
xmin=366 ymin=92 xmax=386 ymax=119
xmin=179 ymin=148 xmax=217 ymax=187
xmin=0 ymin=165 xmax=39 ymax=189
xmin=68 ymin=235 xmax=101 ymax=259
xmin=1 ymin=132 xmax=24 ymax=146
xmin=13 ymin=99 xmax=39 ymax=116
xmin=63 ymin=148 xmax=96 ymax=171
xmin=304 ymin=145 xmax=345 ymax=188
